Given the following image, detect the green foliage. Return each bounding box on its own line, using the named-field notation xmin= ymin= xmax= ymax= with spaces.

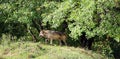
xmin=93 ymin=40 xmax=113 ymax=57
xmin=68 ymin=0 xmax=96 ymax=39
xmin=41 ymin=1 xmax=70 ymax=28
xmin=0 ymin=0 xmax=120 ymax=58
xmin=0 ymin=0 xmax=119 ymax=41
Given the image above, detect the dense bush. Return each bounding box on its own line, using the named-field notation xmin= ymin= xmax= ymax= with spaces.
xmin=0 ymin=0 xmax=120 ymax=58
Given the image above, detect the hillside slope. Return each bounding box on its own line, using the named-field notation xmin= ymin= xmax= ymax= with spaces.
xmin=0 ymin=42 xmax=107 ymax=59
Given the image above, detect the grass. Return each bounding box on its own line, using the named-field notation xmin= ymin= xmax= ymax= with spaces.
xmin=0 ymin=41 xmax=107 ymax=59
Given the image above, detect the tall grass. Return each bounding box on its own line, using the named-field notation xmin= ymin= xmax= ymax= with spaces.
xmin=0 ymin=42 xmax=107 ymax=59
xmin=0 ymin=34 xmax=108 ymax=59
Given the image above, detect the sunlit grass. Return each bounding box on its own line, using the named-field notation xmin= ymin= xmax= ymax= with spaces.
xmin=0 ymin=41 xmax=107 ymax=59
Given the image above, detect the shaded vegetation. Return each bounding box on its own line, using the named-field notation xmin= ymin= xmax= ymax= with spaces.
xmin=0 ymin=0 xmax=120 ymax=59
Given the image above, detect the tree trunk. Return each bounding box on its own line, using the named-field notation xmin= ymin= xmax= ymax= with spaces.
xmin=28 ymin=29 xmax=37 ymax=42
